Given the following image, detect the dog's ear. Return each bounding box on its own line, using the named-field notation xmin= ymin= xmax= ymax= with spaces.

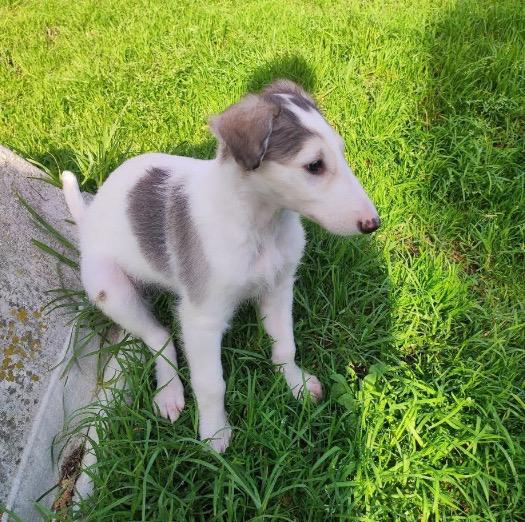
xmin=210 ymin=95 xmax=279 ymax=171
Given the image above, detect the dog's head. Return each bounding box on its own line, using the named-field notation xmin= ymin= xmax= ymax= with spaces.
xmin=210 ymin=80 xmax=380 ymax=235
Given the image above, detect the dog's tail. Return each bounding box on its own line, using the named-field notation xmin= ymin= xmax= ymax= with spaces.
xmin=61 ymin=171 xmax=85 ymax=225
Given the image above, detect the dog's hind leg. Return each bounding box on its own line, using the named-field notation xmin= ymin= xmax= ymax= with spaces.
xmin=81 ymin=256 xmax=185 ymax=421
xmin=259 ymin=276 xmax=323 ymax=402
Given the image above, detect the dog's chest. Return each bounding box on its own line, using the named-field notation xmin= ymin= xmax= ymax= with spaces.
xmin=240 ymin=227 xmax=299 ymax=296
xmin=210 ymin=211 xmax=304 ymax=299
xmin=250 ymin=237 xmax=286 ymax=287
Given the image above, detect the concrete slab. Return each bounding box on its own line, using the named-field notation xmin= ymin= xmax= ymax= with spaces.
xmin=0 ymin=147 xmax=102 ymax=520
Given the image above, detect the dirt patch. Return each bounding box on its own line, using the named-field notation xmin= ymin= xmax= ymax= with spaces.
xmin=449 ymin=241 xmax=480 ymax=275
xmin=350 ymin=362 xmax=368 ymax=379
xmin=52 ymin=444 xmax=85 ymax=513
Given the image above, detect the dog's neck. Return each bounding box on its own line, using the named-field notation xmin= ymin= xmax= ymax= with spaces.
xmin=209 ymin=156 xmax=286 ymax=237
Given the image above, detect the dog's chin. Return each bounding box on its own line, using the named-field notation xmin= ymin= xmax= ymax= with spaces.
xmin=304 ymin=214 xmax=361 ymax=236
xmin=325 ymin=226 xmax=361 ymax=237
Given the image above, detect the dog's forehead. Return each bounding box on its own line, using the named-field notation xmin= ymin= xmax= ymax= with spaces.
xmin=278 ymin=95 xmax=340 ymax=151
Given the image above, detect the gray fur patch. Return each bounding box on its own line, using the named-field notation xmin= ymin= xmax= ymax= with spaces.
xmin=211 ymin=95 xmax=277 ymax=171
xmin=127 ymin=168 xmax=171 ymax=273
xmin=288 ymin=93 xmax=316 ymax=112
xmin=167 ymin=184 xmax=208 ymax=303
xmin=95 ymin=290 xmax=106 ymax=303
xmin=261 ymin=79 xmax=318 ymax=111
xmin=212 ymin=80 xmax=319 ymax=169
xmin=261 ymin=94 xmax=315 ymax=162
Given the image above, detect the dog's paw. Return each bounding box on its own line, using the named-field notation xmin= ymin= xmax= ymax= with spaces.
xmin=301 ymin=373 xmax=323 ymax=402
xmin=200 ymin=421 xmax=232 ymax=453
xmin=285 ymin=366 xmax=324 ymax=403
xmin=153 ymin=377 xmax=185 ymax=422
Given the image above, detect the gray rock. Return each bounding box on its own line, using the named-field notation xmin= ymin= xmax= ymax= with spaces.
xmin=0 ymin=147 xmax=100 ymax=520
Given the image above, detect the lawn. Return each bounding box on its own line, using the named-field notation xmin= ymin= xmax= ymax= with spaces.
xmin=1 ymin=0 xmax=524 ymax=519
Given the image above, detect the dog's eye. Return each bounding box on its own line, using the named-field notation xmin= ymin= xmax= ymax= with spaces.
xmin=305 ymin=159 xmax=324 ymax=175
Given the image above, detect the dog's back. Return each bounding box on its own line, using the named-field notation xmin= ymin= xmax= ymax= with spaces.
xmin=65 ymin=153 xmax=212 ymax=290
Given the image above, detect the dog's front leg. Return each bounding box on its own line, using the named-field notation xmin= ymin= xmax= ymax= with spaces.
xmin=259 ymin=276 xmax=323 ymax=401
xmin=179 ymin=299 xmax=232 ymax=452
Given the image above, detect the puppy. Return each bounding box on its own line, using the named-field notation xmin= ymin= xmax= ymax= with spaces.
xmin=61 ymin=80 xmax=379 ymax=452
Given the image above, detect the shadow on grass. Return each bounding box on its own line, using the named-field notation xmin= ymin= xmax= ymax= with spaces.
xmin=419 ymin=1 xmax=525 ymax=280
xmin=246 ymin=54 xmax=316 ymax=92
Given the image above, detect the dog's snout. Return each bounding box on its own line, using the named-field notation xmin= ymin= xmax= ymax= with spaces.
xmin=358 ymin=216 xmax=381 ymax=234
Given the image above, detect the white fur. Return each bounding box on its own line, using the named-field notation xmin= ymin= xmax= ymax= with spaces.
xmin=61 ymin=99 xmax=378 ymax=453
xmin=61 ymin=171 xmax=86 ymax=224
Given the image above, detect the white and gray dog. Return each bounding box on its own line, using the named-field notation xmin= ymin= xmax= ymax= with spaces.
xmin=62 ymin=80 xmax=380 ymax=452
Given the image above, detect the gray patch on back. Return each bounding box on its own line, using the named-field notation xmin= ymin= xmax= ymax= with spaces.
xmin=167 ymin=183 xmax=208 ymax=303
xmin=127 ymin=168 xmax=171 ymax=273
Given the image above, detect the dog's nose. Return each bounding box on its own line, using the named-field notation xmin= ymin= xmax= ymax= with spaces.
xmin=358 ymin=216 xmax=381 ymax=234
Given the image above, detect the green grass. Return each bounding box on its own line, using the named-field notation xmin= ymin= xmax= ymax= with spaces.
xmin=2 ymin=0 xmax=525 ymax=519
